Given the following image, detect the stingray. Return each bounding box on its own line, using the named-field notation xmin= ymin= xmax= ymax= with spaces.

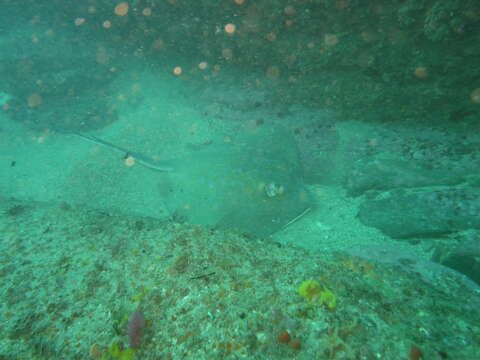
xmin=72 ymin=127 xmax=312 ymax=237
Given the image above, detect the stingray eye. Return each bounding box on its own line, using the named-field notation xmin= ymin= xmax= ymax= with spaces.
xmin=265 ymin=182 xmax=283 ymax=198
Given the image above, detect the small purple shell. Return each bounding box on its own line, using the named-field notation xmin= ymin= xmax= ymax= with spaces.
xmin=127 ymin=310 xmax=146 ymax=349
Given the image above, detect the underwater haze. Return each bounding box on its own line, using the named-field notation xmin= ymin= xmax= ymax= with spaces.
xmin=1 ymin=1 xmax=479 ymax=359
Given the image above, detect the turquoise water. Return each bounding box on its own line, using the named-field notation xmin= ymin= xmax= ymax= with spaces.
xmin=1 ymin=1 xmax=479 ymax=359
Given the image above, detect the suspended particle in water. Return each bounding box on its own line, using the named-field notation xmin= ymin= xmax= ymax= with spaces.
xmin=324 ymin=34 xmax=338 ymax=46
xmin=125 ymin=156 xmax=136 ymax=167
xmin=284 ymin=6 xmax=296 ymax=16
xmin=470 ymin=88 xmax=480 ymax=104
xmin=173 ymin=66 xmax=182 ymax=76
xmin=224 ymin=23 xmax=236 ymax=35
xmin=414 ymin=66 xmax=428 ymax=79
xmin=74 ymin=18 xmax=85 ymax=26
xmin=27 ymin=93 xmax=42 ymax=108
xmin=114 ymin=2 xmax=129 ymax=17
